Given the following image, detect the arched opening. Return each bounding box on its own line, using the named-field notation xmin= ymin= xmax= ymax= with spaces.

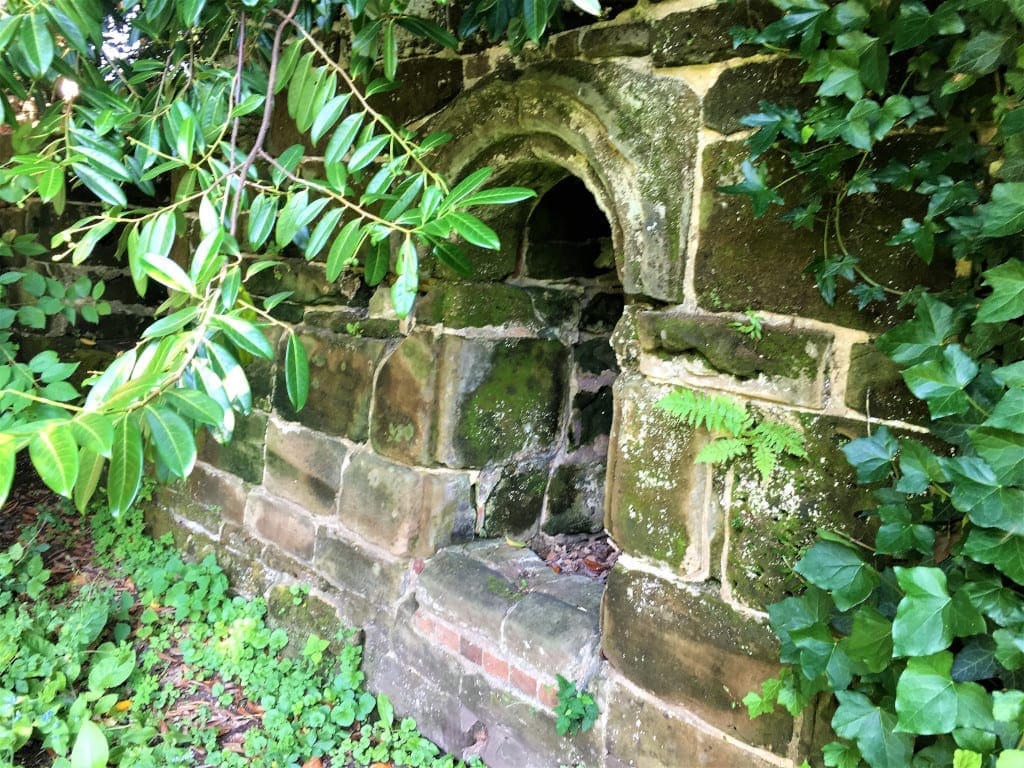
xmin=475 ymin=173 xmax=622 ymax=580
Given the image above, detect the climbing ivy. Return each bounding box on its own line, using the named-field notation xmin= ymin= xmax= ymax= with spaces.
xmin=730 ymin=2 xmax=1024 ymax=767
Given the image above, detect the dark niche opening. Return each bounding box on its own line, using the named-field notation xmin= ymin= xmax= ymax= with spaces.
xmin=477 ymin=172 xmax=623 ymax=580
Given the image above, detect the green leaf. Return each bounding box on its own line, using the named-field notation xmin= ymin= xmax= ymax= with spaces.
xmin=845 ymin=606 xmax=892 ymax=673
xmin=892 ymin=566 xmax=953 ymax=657
xmin=719 ymin=160 xmax=783 ymax=217
xmin=971 ymin=428 xmax=1024 ymax=486
xmin=876 ymin=295 xmax=956 ymax=365
xmin=108 ymin=416 xmax=143 ymax=517
xmin=141 ymin=254 xmax=196 ymax=295
xmin=37 ymin=165 xmax=64 ymax=202
xmin=569 ymin=0 xmax=601 ymax=15
xmin=285 ymin=333 xmax=309 ymax=411
xmin=162 ymin=389 xmax=225 ymax=426
xmin=325 ymin=113 xmax=365 ymax=165
xmin=901 ymin=344 xmax=978 ymax=418
xmin=956 ymin=30 xmax=1011 ymax=75
xmin=72 ymin=163 xmax=126 ymax=206
xmin=274 ymin=39 xmax=304 ymax=94
xmin=841 ymin=426 xmax=897 ymax=483
xmin=247 ymin=194 xmax=278 ymax=250
xmin=363 ymin=239 xmax=389 ymax=286
xmin=0 ymin=438 xmax=14 ymax=508
xmin=305 ymin=207 xmax=345 ymax=261
xmin=143 ymin=405 xmax=196 ymax=478
xmin=984 ymin=388 xmax=1024 ymax=434
xmin=70 ymin=720 xmax=108 ymax=768
xmin=980 ymin=184 xmax=1024 ymax=239
xmin=383 ymin=22 xmax=397 ymax=80
xmin=29 ymin=423 xmax=78 ymax=497
xmin=523 ymin=0 xmax=545 ymax=43
xmin=978 ymin=259 xmax=1024 ymax=323
xmin=20 ymin=14 xmax=55 ymax=78
xmin=142 ymin=306 xmax=198 ymax=339
xmin=395 ymin=16 xmax=458 ymax=49
xmin=460 ymin=186 xmax=537 ymax=207
xmin=999 ymin=752 xmax=1024 ymax=768
xmin=794 ymin=540 xmax=878 ymax=611
xmin=449 ymin=212 xmax=500 ymax=250
xmin=895 ymin=652 xmax=958 ymax=735
xmin=348 ymin=134 xmax=390 ymax=172
xmin=310 ymin=94 xmax=351 ymax=146
xmin=276 ymin=190 xmax=309 ymax=248
xmin=444 ymin=167 xmax=493 ymax=209
xmin=74 ymin=447 xmax=104 ymax=514
xmin=432 ymin=240 xmax=472 ymax=277
xmin=213 ymin=315 xmax=273 ymax=359
xmin=326 ymin=219 xmax=365 ymax=281
xmin=833 ymin=690 xmax=913 ymax=768
xmin=71 ymin=412 xmax=113 ymax=458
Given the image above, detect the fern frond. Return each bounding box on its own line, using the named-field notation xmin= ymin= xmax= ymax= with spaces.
xmin=751 ymin=421 xmax=806 ymax=458
xmin=752 ymin=442 xmax=778 ymax=481
xmin=657 ymin=388 xmax=753 ymax=436
xmin=695 ymin=438 xmax=749 ymax=465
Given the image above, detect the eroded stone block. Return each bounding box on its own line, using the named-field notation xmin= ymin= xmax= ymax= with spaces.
xmin=248 ymin=489 xmax=317 ymax=562
xmin=543 ymin=462 xmax=605 ymax=535
xmin=602 ymin=568 xmax=791 ymax=753
xmin=480 ymin=461 xmax=548 ymax=538
xmin=338 ymin=452 xmax=473 ymax=558
xmin=371 ymin=333 xmax=439 ymax=465
xmin=198 ymin=409 xmax=268 ymax=484
xmin=605 ymin=375 xmax=706 ymax=568
xmin=846 ymin=342 xmax=929 ymax=423
xmin=274 ymin=330 xmax=389 ymax=441
xmin=264 ymin=418 xmax=345 ymax=515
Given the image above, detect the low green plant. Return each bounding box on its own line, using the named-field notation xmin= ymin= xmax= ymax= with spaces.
xmin=2 ymin=498 xmax=482 ymax=768
xmin=553 ymin=675 xmax=598 ymax=737
xmin=729 ymin=309 xmax=765 ymax=341
xmin=657 ymin=388 xmax=806 ymax=481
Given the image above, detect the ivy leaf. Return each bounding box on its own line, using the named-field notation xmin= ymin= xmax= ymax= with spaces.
xmin=895 ymin=652 xmax=958 ymax=734
xmin=837 ymin=31 xmax=888 ymax=94
xmin=984 ymin=388 xmax=1024 ymax=433
xmin=892 ymin=566 xmax=953 ymax=657
xmin=841 ymin=425 xmax=898 ymax=483
xmin=964 ymin=528 xmax=1024 ymax=587
xmin=844 ymin=605 xmax=893 ymax=674
xmin=794 ymin=540 xmax=879 ymax=611
xmin=971 ymin=428 xmax=1024 ymax=486
xmin=833 ymin=690 xmax=914 ymax=768
xmin=875 ymin=504 xmax=935 ymax=556
xmin=952 ymin=637 xmax=1001 ymax=683
xmin=955 ymin=30 xmax=1012 ymax=75
xmin=739 ymin=103 xmax=803 ymax=158
xmin=977 ymin=259 xmax=1024 ymax=322
xmin=719 ymin=160 xmax=784 ymax=217
xmin=901 ymin=344 xmax=978 ymax=418
xmin=876 ymin=294 xmax=957 ymax=365
xmin=980 ymin=185 xmax=1024 ymax=239
xmin=839 ymin=99 xmax=881 ymax=151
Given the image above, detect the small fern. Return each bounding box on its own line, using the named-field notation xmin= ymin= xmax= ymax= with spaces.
xmin=657 ymin=387 xmax=806 ymax=482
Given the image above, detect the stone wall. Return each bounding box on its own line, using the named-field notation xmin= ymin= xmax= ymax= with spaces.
xmin=9 ymin=1 xmax=946 ymax=766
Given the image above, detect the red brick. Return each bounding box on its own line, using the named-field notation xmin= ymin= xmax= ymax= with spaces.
xmin=482 ymin=650 xmax=509 ymax=680
xmin=510 ymin=667 xmax=537 ymax=697
xmin=538 ymin=682 xmax=560 ymax=709
xmin=460 ymin=636 xmax=483 ymax=665
xmin=436 ymin=622 xmax=460 ymax=652
xmin=413 ymin=610 xmax=435 ymax=637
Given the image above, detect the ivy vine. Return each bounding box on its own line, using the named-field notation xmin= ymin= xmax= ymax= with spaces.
xmin=729 ymin=2 xmax=1024 ymax=767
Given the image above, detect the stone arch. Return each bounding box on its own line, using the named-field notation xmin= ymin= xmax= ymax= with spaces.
xmin=427 ymin=60 xmax=700 ymax=303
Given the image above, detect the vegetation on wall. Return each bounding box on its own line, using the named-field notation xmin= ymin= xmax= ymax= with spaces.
xmin=729 ymin=1 xmax=1024 ymax=766
xmin=0 ymin=0 xmax=552 ymax=515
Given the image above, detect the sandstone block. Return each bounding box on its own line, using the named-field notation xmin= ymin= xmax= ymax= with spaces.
xmin=198 ymin=409 xmax=268 ymax=484
xmin=845 ymin=342 xmax=929 ymax=423
xmin=602 ymin=567 xmax=791 ymax=753
xmin=606 ymin=374 xmax=707 ymax=568
xmin=370 ymin=333 xmax=439 ymax=465
xmin=480 ymin=461 xmax=549 ymax=538
xmin=313 ymin=530 xmax=406 ymax=617
xmin=704 ymin=59 xmax=814 ymax=135
xmin=542 ymin=462 xmax=605 ymax=535
xmin=248 ymin=489 xmax=317 ymax=561
xmin=186 ymin=461 xmax=249 ymax=525
xmin=263 ymin=417 xmax=345 ymax=516
xmin=338 ymin=452 xmax=474 ymax=558
xmin=651 ymin=3 xmax=777 ymax=66
xmin=273 ymin=330 xmax=388 ymax=441
xmin=579 ymin=22 xmax=653 ymax=58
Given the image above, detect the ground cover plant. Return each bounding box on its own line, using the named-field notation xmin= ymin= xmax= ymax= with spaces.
xmin=728 ymin=1 xmax=1024 ymax=766
xmin=0 ymin=484 xmax=481 ymax=768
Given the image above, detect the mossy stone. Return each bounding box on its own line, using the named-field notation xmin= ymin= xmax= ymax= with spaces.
xmin=703 ymin=59 xmax=814 ymax=135
xmin=371 ymin=333 xmax=439 ymax=466
xmin=846 ymin=342 xmax=929 ymax=423
xmin=723 ymin=413 xmax=878 ymax=610
xmin=414 ymin=282 xmax=538 ymax=329
xmin=266 ymin=585 xmax=351 ymax=658
xmin=441 ymin=337 xmax=568 ymax=468
xmin=198 ymin=409 xmax=268 ymax=484
xmin=575 ymin=337 xmax=618 ymax=375
xmin=578 ymin=21 xmax=653 ymax=58
xmin=542 ymin=462 xmax=605 ymax=535
xmin=481 ymin=462 xmax=549 ymax=538
xmin=580 ymin=291 xmax=624 ymax=332
xmin=651 ymin=2 xmax=779 ymax=66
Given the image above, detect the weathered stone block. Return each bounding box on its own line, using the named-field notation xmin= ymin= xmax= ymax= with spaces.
xmin=371 ymin=333 xmax=439 ymax=465
xmin=606 ymin=374 xmax=707 ymax=568
xmin=338 ymin=452 xmax=474 ymax=557
xmin=481 ymin=461 xmax=548 ymax=538
xmin=313 ymin=531 xmax=407 ymax=623
xmin=723 ymin=412 xmax=877 ymax=609
xmin=273 ymin=330 xmax=389 ymax=441
xmin=543 ymin=462 xmax=605 ymax=535
xmin=602 ymin=568 xmax=791 ymax=753
xmin=368 ymin=56 xmax=462 ymax=124
xmin=570 ymin=387 xmax=614 ymax=447
xmin=199 ymin=409 xmax=268 ymax=484
xmin=245 ymin=257 xmax=342 ymax=304
xmin=579 ymin=21 xmax=653 ymax=58
xmin=846 ymin=342 xmax=929 ymax=422
xmin=502 ymin=591 xmax=600 ymax=680
xmin=265 ymin=585 xmax=351 ymax=656
xmin=604 ymin=672 xmax=787 ymax=768
xmin=263 ymin=418 xmax=345 ymax=515
xmin=651 ymin=3 xmax=777 ymax=66
xmin=186 ymin=461 xmax=249 ymax=525
xmin=414 ymin=282 xmax=538 ymax=330
xmin=704 ymin=59 xmax=814 ymax=135
xmin=436 ymin=336 xmax=568 ymax=468
xmin=248 ymin=489 xmax=317 ymax=562
xmin=415 ymin=548 xmax=519 ymax=639
xmin=695 ymin=140 xmax=950 ymax=330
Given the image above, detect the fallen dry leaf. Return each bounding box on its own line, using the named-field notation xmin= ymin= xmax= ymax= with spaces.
xmin=302 ymin=758 xmax=323 ymax=768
